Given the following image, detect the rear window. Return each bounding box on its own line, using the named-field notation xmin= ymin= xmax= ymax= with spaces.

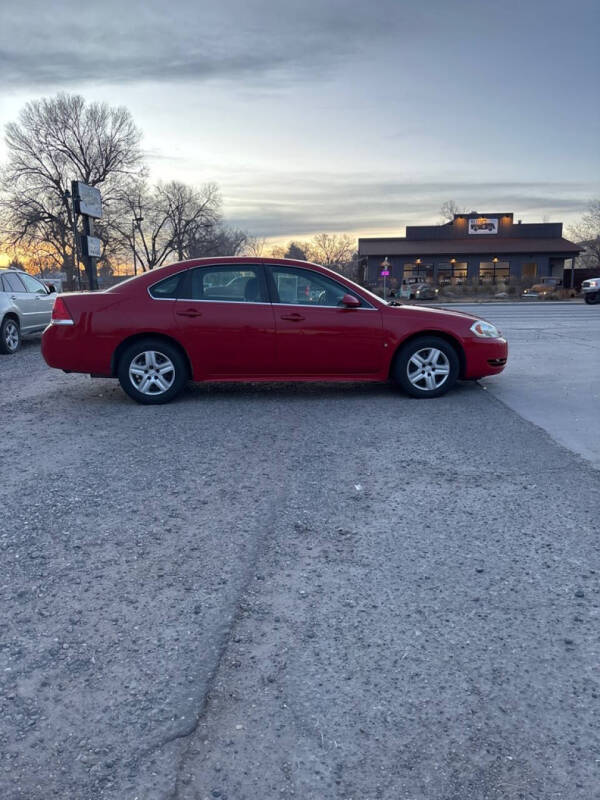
xmin=149 ymin=272 xmax=185 ymax=299
xmin=188 ymin=267 xmax=266 ymax=302
xmin=1 ymin=273 xmax=26 ymax=293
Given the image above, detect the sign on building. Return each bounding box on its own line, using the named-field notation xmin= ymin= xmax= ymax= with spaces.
xmin=468 ymin=217 xmax=498 ymax=235
xmin=72 ymin=182 xmax=103 ymax=219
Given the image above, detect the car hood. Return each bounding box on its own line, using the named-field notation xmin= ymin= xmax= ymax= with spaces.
xmin=386 ymin=303 xmax=491 ymax=325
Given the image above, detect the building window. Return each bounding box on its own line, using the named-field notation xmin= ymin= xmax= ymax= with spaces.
xmin=522 ymin=262 xmax=537 ymax=279
xmin=437 ymin=261 xmax=468 ymax=286
xmin=479 ymin=261 xmax=510 ymax=284
xmin=403 ymin=263 xmax=433 ymax=282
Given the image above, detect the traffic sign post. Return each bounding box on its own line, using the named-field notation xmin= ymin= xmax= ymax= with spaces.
xmin=72 ymin=182 xmax=102 ymax=218
xmin=380 ymin=257 xmax=391 ymax=300
xmin=71 ymin=181 xmax=102 ymax=290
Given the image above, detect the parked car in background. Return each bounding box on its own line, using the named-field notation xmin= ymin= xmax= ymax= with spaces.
xmin=581 ymin=277 xmax=600 ymax=305
xmin=0 ymin=270 xmax=56 ymax=354
xmin=410 ymin=283 xmax=439 ymax=301
xmin=42 ymin=257 xmax=508 ymax=404
xmin=521 ymin=277 xmax=577 ymax=300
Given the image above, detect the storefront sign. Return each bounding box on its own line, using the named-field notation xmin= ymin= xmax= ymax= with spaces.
xmin=73 ymin=182 xmax=103 ymax=219
xmin=469 ymin=217 xmax=498 ymax=234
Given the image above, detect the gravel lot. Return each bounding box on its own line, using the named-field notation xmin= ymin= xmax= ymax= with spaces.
xmin=1 ymin=313 xmax=598 ymax=800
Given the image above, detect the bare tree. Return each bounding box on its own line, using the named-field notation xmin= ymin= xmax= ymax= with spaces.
xmin=243 ymin=236 xmax=268 ymax=257
xmin=568 ymin=199 xmax=600 ymax=270
xmin=439 ymin=200 xmax=462 ymax=222
xmin=189 ymin=225 xmax=247 ymax=257
xmin=111 ymin=181 xmax=174 ymax=271
xmin=307 ymin=233 xmax=354 ymax=272
xmin=158 ymin=181 xmax=221 ymax=260
xmin=0 ymin=93 xmax=143 ymax=288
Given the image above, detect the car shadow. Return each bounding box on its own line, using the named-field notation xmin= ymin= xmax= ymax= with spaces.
xmin=17 ymin=334 xmax=43 ymax=351
xmin=182 ymin=379 xmax=480 ymax=403
xmin=50 ymin=375 xmax=482 ymax=409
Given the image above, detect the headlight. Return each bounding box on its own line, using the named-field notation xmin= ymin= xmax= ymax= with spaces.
xmin=586 ymin=280 xmax=599 ymax=288
xmin=470 ymin=320 xmax=501 ymax=338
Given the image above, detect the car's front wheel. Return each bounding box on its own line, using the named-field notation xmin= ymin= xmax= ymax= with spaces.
xmin=393 ymin=336 xmax=459 ymax=398
xmin=584 ymin=292 xmax=600 ymax=305
xmin=0 ymin=317 xmax=21 ymax=354
xmin=117 ymin=338 xmax=188 ymax=404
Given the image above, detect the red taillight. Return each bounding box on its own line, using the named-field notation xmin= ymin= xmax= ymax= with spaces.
xmin=51 ymin=297 xmax=74 ymax=324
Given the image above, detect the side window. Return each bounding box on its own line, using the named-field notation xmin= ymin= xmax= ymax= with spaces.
xmin=2 ymin=273 xmax=27 ymax=293
xmin=188 ymin=267 xmax=266 ymax=303
xmin=149 ymin=272 xmax=185 ymax=299
xmin=270 ymin=266 xmax=363 ymax=307
xmin=19 ymin=273 xmax=48 ymax=294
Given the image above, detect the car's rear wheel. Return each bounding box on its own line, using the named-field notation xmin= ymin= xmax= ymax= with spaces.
xmin=0 ymin=317 xmax=21 ymax=354
xmin=584 ymin=292 xmax=600 ymax=305
xmin=393 ymin=336 xmax=459 ymax=398
xmin=117 ymin=339 xmax=188 ymax=404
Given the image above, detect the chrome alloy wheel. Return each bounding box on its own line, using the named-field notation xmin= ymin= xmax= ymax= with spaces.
xmin=407 ymin=347 xmax=450 ymax=392
xmin=4 ymin=320 xmax=20 ymax=351
xmin=128 ymin=350 xmax=176 ymax=396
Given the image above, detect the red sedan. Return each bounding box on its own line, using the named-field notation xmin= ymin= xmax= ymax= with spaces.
xmin=41 ymin=257 xmax=507 ymax=404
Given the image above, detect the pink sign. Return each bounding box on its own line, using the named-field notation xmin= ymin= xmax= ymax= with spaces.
xmin=380 ymin=270 xmax=390 ymax=276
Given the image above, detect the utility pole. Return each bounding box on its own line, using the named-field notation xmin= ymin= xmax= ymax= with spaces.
xmin=132 ymin=216 xmax=144 ymax=275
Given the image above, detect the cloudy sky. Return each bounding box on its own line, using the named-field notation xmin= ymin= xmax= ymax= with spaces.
xmin=1 ymin=0 xmax=599 ymax=242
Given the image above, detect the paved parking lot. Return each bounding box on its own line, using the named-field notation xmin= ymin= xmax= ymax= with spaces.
xmin=447 ymin=302 xmax=600 ymax=468
xmin=1 ymin=304 xmax=598 ymax=800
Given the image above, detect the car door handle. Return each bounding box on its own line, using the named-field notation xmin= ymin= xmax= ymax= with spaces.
xmin=176 ymin=308 xmax=203 ymax=318
xmin=280 ymin=313 xmax=305 ymax=321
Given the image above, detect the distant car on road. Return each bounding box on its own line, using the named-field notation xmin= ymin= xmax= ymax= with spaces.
xmin=581 ymin=277 xmax=600 ymax=305
xmin=410 ymin=283 xmax=439 ymax=301
xmin=0 ymin=269 xmax=56 ymax=354
xmin=521 ymin=277 xmax=576 ymax=300
xmin=42 ymin=257 xmax=508 ymax=404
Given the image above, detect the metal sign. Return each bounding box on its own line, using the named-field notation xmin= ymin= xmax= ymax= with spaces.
xmin=83 ymin=235 xmax=102 ymax=258
xmin=73 ymin=182 xmax=102 ymax=219
xmin=469 ymin=217 xmax=498 ymax=235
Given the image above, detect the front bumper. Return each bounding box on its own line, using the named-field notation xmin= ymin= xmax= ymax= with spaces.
xmin=463 ymin=337 xmax=508 ymax=379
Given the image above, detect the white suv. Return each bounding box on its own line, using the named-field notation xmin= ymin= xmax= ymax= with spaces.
xmin=581 ymin=277 xmax=600 ymax=305
xmin=0 ymin=269 xmax=57 ymax=354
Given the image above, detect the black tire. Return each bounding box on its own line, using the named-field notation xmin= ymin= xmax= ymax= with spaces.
xmin=117 ymin=338 xmax=188 ymax=404
xmin=392 ymin=335 xmax=459 ymax=398
xmin=584 ymin=292 xmax=600 ymax=305
xmin=0 ymin=316 xmax=21 ymax=355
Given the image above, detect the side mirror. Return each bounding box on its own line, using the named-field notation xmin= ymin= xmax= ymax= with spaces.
xmin=46 ymin=284 xmax=56 ymax=294
xmin=341 ymin=293 xmax=360 ymax=308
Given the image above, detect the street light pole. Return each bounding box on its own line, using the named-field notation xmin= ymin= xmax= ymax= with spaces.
xmin=131 ymin=219 xmax=137 ymax=276
xmin=132 ymin=216 xmax=144 ymax=275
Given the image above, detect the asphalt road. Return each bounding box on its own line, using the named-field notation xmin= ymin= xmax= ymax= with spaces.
xmin=1 ymin=309 xmax=598 ymax=800
xmin=446 ymin=302 xmax=600 ymax=469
